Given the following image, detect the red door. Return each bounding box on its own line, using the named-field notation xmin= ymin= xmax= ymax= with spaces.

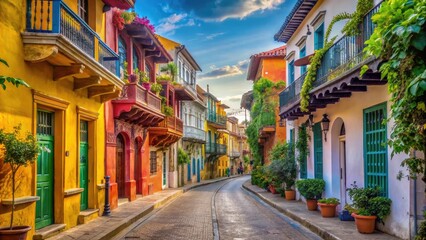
xmin=116 ymin=134 xmax=125 ymax=198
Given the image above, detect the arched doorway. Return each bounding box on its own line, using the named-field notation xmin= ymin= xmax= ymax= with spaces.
xmin=339 ymin=123 xmax=346 ymax=206
xmin=116 ymin=134 xmax=125 ymax=198
xmin=134 ymin=138 xmax=142 ymax=194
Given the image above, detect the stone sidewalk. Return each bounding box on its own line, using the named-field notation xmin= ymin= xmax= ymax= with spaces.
xmin=48 ymin=175 xmax=242 ymax=240
xmin=242 ymin=180 xmax=401 ymax=240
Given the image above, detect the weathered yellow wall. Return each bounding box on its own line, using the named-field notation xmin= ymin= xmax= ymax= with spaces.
xmin=0 ymin=0 xmax=107 ymax=238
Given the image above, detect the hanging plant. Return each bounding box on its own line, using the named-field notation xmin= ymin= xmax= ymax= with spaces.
xmin=299 ymin=0 xmax=374 ymax=112
xmin=296 ymin=125 xmax=309 ymax=165
xmin=112 ymin=9 xmax=125 ymax=31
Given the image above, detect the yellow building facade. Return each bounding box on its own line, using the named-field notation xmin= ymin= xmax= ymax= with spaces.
xmin=0 ymin=0 xmax=130 ymax=238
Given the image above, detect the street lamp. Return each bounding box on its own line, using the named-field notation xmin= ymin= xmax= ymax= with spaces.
xmin=321 ymin=114 xmax=330 ymax=142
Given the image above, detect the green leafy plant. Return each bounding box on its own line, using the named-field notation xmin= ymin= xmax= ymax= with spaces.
xmin=267 ymin=142 xmax=297 ymax=190
xmin=156 ymin=74 xmax=172 ymax=81
xmin=363 ymin=0 xmax=426 ymax=184
xmin=162 ymin=105 xmax=174 ymax=117
xmin=296 ymin=125 xmax=309 ymax=166
xmin=0 ymin=125 xmax=39 ymax=229
xmin=150 ymin=83 xmax=163 ymax=94
xmin=177 ymin=147 xmax=190 ymax=186
xmin=347 ymin=182 xmax=392 ymax=224
xmin=134 ymin=68 xmax=149 ymax=84
xmin=415 ymin=210 xmax=426 ymax=240
xmin=122 ymin=61 xmax=129 ymax=81
xmin=295 ymin=178 xmax=325 ymax=200
xmin=0 ymin=58 xmax=29 ymax=91
xmin=160 ymin=63 xmax=178 ymax=82
xmin=246 ymin=78 xmax=282 ymax=165
xmin=318 ymin=197 xmax=340 ymax=205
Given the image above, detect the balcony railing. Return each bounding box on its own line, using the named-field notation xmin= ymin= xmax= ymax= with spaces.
xmin=207 ymin=111 xmax=227 ymax=126
xmin=279 ymin=3 xmax=381 ymax=109
xmin=183 ymin=125 xmax=205 ymax=142
xmin=114 ymin=83 xmax=161 ymax=111
xmin=229 ymin=150 xmax=241 ymax=158
xmin=26 ymin=0 xmax=118 ymax=76
xmin=158 ymin=116 xmax=183 ymax=133
xmin=205 ymin=143 xmax=227 ymax=155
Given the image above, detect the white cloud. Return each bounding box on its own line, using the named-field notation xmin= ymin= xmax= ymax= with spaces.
xmin=198 ymin=59 xmax=249 ymax=80
xmin=156 ymin=13 xmax=196 ymax=34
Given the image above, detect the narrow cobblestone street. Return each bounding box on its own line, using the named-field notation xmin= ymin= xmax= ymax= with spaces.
xmin=121 ymin=176 xmax=320 ymax=240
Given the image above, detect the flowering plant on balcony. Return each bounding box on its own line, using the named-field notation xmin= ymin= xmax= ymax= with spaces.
xmin=156 ymin=74 xmax=172 ymax=82
xmin=133 ymin=16 xmax=155 ymax=33
xmin=150 ymin=83 xmax=163 ymax=95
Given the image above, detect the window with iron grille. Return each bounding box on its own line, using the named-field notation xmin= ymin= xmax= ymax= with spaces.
xmin=150 ymin=151 xmax=157 ymax=174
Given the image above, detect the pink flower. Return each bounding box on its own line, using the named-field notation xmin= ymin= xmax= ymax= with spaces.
xmin=133 ymin=16 xmax=155 ymax=33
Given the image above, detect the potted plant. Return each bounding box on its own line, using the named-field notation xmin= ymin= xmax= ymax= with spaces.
xmin=347 ymin=182 xmax=392 ymax=234
xmin=318 ymin=197 xmax=340 ymax=217
xmin=0 ymin=125 xmax=39 ymax=239
xmin=150 ymin=83 xmax=162 ymax=96
xmin=295 ymin=178 xmax=325 ymax=210
xmin=162 ymin=105 xmax=174 ymax=117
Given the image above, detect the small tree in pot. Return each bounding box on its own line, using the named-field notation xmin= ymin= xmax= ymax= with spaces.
xmin=0 ymin=125 xmax=39 ymax=239
xmin=295 ymin=178 xmax=325 ymax=210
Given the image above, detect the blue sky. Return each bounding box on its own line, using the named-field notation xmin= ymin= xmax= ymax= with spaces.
xmin=135 ymin=0 xmax=297 ymax=120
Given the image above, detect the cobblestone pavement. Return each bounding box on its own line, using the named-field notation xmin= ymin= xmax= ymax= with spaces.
xmin=216 ymin=176 xmax=321 ymax=240
xmin=122 ymin=176 xmax=321 ymax=240
xmin=121 ymin=182 xmax=220 ymax=240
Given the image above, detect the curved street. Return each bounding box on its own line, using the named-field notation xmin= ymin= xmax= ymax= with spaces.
xmin=121 ymin=176 xmax=321 ymax=240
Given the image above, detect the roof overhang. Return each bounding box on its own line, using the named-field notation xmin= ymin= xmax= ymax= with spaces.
xmin=274 ymin=0 xmax=318 ymax=43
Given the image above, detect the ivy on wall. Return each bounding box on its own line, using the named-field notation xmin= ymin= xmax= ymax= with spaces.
xmin=363 ymin=0 xmax=426 ymax=180
xmin=300 ymin=0 xmax=374 ymax=111
xmin=246 ymin=78 xmax=285 ymax=166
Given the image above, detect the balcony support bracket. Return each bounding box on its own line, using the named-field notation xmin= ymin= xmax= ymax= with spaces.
xmin=54 ymin=64 xmax=85 ymax=81
xmin=74 ymin=76 xmax=102 ymax=90
xmin=88 ymin=85 xmax=116 ymax=98
xmin=23 ymin=44 xmax=58 ymax=63
xmin=100 ymin=90 xmax=121 ymax=103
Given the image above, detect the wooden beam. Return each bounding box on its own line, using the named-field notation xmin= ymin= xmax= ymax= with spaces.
xmin=54 ymin=64 xmax=85 ymax=81
xmin=145 ymin=51 xmax=161 ymax=57
xmin=143 ymin=45 xmax=157 ymax=51
xmin=135 ymin=38 xmax=153 ymax=46
xmin=88 ymin=85 xmax=116 ymax=98
xmin=327 ymin=91 xmax=352 ymax=98
xmin=100 ymin=90 xmax=121 ymax=102
xmin=342 ymin=85 xmax=367 ymax=92
xmin=74 ymin=76 xmax=102 ymax=90
xmin=127 ymin=30 xmax=148 ymax=38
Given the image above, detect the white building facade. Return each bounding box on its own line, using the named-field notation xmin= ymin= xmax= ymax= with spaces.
xmin=275 ymin=0 xmax=423 ymax=239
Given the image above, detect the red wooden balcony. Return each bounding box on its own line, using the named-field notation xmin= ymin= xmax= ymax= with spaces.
xmin=112 ymin=83 xmax=164 ymax=126
xmin=149 ymin=116 xmax=183 ymax=147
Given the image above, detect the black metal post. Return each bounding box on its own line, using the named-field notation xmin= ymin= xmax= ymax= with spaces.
xmin=103 ymin=176 xmax=111 ymax=216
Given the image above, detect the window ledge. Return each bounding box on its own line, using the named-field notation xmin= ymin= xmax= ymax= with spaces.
xmin=64 ymin=188 xmax=84 ymax=196
xmin=1 ymin=196 xmax=40 ymax=205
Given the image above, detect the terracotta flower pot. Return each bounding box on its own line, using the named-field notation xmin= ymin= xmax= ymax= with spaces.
xmin=142 ymin=82 xmax=150 ymax=91
xmin=285 ymin=190 xmax=296 ymax=200
xmin=0 ymin=226 xmax=31 ymax=240
xmin=306 ymin=199 xmax=318 ymax=211
xmin=318 ymin=203 xmax=338 ymax=217
xmin=269 ymin=185 xmax=277 ymax=194
xmin=352 ymin=213 xmax=377 ymax=234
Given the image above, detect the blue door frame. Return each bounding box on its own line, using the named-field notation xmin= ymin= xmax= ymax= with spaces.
xmin=197 ymin=159 xmax=201 ymax=182
xmin=187 ymin=163 xmax=191 ymax=181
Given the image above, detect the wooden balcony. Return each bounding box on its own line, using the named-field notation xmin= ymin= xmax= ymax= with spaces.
xmin=149 ymin=116 xmax=183 ymax=147
xmin=22 ymin=0 xmax=122 ymax=102
xmin=102 ymin=0 xmax=135 ymax=9
xmin=112 ymin=83 xmax=164 ymax=126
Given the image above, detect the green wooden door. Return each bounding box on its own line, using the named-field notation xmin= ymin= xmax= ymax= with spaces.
xmin=80 ymin=121 xmax=89 ymax=211
xmin=299 ymin=126 xmax=307 ymax=179
xmin=313 ymin=123 xmax=323 ymax=179
xmin=364 ymin=102 xmax=388 ymax=196
xmin=163 ymin=152 xmax=167 ymax=186
xmin=36 ymin=111 xmax=54 ymax=229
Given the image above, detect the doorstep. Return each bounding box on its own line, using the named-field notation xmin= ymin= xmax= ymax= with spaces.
xmin=78 ymin=209 xmax=99 ymax=224
xmin=33 ymin=224 xmax=66 ymax=240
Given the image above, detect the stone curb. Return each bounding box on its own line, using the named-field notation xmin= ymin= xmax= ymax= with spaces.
xmin=94 ymin=175 xmax=243 ymax=240
xmin=242 ymin=181 xmax=341 ymax=240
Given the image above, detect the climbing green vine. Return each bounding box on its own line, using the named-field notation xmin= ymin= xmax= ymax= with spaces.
xmin=300 ymin=0 xmax=374 ymax=111
xmin=246 ymin=78 xmax=284 ymax=166
xmin=296 ymin=125 xmax=308 ymax=166
xmin=363 ymin=0 xmax=426 ymax=181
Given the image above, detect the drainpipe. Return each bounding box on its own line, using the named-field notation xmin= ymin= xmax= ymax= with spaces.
xmin=413 ymin=150 xmax=418 ymax=238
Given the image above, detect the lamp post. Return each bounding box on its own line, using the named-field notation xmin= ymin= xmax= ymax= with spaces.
xmin=321 ymin=114 xmax=330 ymax=142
